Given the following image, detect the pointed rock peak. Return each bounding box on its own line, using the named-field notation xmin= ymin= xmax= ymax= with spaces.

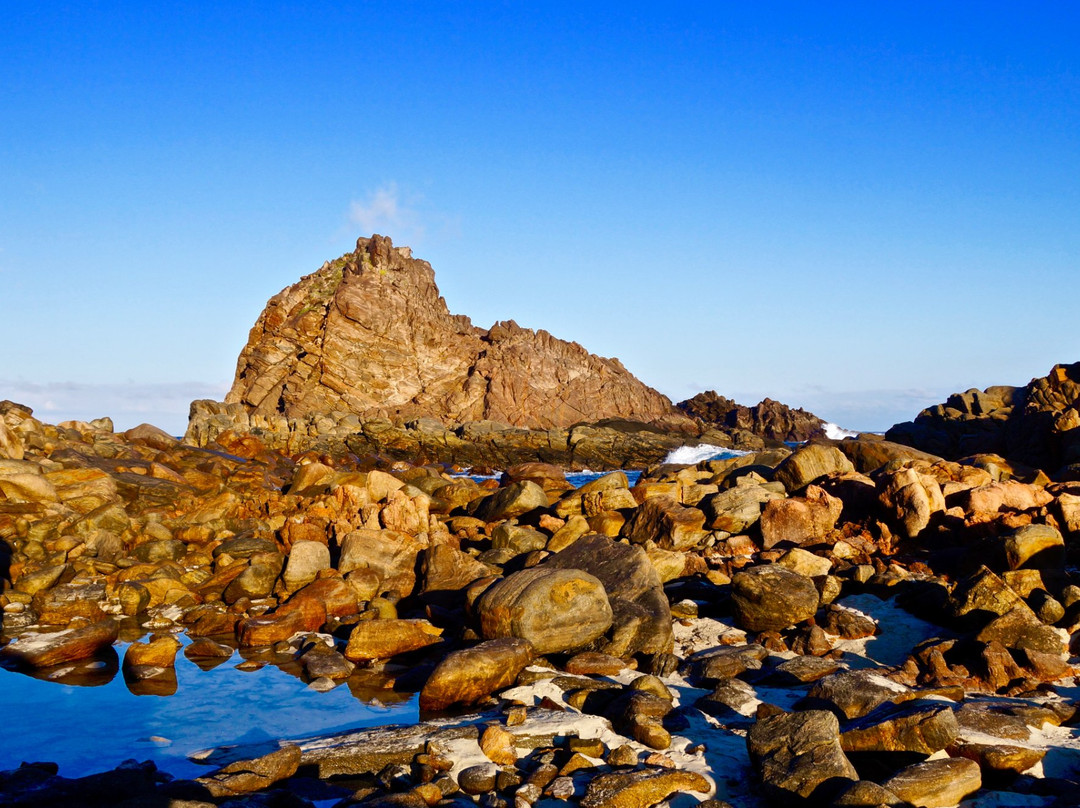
xmin=227 ymin=236 xmax=692 ymax=431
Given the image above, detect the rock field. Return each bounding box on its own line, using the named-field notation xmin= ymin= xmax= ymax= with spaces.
xmin=3 ymin=377 xmax=1080 ymax=807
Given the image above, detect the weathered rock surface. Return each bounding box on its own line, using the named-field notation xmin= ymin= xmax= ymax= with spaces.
xmin=746 ymin=710 xmax=858 ymax=801
xmin=418 ymin=637 xmax=534 ymax=711
xmin=677 ymin=391 xmax=827 ymax=442
xmin=887 ymin=362 xmax=1080 ymax=476
xmin=476 ymin=567 xmax=613 ymax=654
xmin=731 ymin=564 xmax=820 ymax=632
xmin=225 ymin=234 xmax=692 ymax=431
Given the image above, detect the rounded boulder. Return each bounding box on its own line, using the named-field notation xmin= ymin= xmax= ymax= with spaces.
xmin=731 ymin=563 xmax=820 ymax=632
xmin=476 ymin=567 xmax=613 ymax=654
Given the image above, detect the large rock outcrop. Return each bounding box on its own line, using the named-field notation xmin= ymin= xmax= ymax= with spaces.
xmin=886 ymin=362 xmax=1080 ymax=477
xmin=677 ymin=391 xmax=826 ymax=442
xmin=226 ymin=235 xmax=691 ymax=431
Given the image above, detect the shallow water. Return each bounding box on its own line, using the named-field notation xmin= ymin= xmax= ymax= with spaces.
xmin=0 ymin=637 xmax=417 ymax=779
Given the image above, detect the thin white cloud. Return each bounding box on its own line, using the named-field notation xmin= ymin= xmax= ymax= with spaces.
xmin=348 ymin=183 xmax=426 ymax=245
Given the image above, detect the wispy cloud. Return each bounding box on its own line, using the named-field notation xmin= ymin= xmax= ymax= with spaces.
xmin=0 ymin=380 xmax=230 ymax=436
xmin=348 ymin=183 xmax=426 ymax=245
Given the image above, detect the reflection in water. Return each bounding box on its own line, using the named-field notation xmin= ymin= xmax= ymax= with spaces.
xmin=0 ymin=635 xmax=417 ymax=780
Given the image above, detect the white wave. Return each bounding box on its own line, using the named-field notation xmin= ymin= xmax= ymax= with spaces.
xmin=823 ymin=422 xmax=859 ymax=440
xmin=662 ymin=444 xmax=747 ymax=465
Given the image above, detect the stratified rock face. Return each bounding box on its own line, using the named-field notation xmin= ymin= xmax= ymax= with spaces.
xmin=227 ymin=235 xmax=688 ymax=430
xmin=677 ymin=390 xmax=826 ymax=442
xmin=886 ymin=362 xmax=1080 ymax=476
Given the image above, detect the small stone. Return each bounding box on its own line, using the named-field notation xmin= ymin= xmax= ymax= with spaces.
xmin=607 ymin=744 xmax=638 ymax=767
xmin=458 ymin=763 xmax=498 ymax=795
xmin=546 ymin=776 xmax=575 ymax=800
xmin=479 ymin=725 xmax=517 ymax=765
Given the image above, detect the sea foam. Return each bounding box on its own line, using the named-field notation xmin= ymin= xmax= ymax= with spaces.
xmin=822 ymin=422 xmax=859 ymax=440
xmin=662 ymin=444 xmax=747 ymax=465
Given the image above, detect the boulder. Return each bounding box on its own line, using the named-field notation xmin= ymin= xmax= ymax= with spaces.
xmin=476 ymin=480 xmax=549 ymax=521
xmin=197 ymin=744 xmax=302 ymax=798
xmin=701 ymin=479 xmax=785 ymax=532
xmin=282 ymin=540 xmax=331 ymax=592
xmin=805 ymin=670 xmax=913 ymax=720
xmin=344 ymin=619 xmax=443 ymax=662
xmin=746 ymin=710 xmax=858 ymax=801
xmin=123 ymin=635 xmax=182 ymax=671
xmin=731 ymin=564 xmax=819 ymax=632
xmin=541 ymin=533 xmax=673 ymax=655
xmin=580 ymin=767 xmax=711 ymax=808
xmin=880 ymin=758 xmax=981 ymax=808
xmin=1003 ymin=523 xmax=1064 ymax=570
xmin=624 ymin=496 xmax=707 ymax=550
xmin=419 ymin=637 xmax=534 ymax=711
xmin=490 ymin=522 xmax=548 ymax=554
xmin=840 ymin=701 xmax=959 ymax=755
xmin=0 ymin=618 xmax=118 ymax=668
xmin=773 ymin=443 xmax=854 ymax=492
xmin=959 ymin=480 xmax=1053 ymax=515
xmin=877 ymin=467 xmax=946 ymax=538
xmin=476 ymin=567 xmax=613 ymax=654
xmin=760 ymin=485 xmax=843 ymax=548
xmin=420 ymin=544 xmax=494 ymax=594
xmin=338 ymin=528 xmax=423 ymax=598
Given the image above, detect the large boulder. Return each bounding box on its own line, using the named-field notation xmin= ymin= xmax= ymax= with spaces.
xmin=760 ymin=485 xmax=843 ymax=548
xmin=731 ymin=564 xmax=819 ymax=632
xmin=701 ymin=479 xmax=785 ymax=533
xmin=624 ymin=496 xmax=707 ymax=550
xmin=475 ymin=480 xmax=549 ymax=521
xmin=541 ymin=533 xmax=674 ymax=655
xmin=0 ymin=619 xmax=119 ymax=668
xmin=880 ymin=758 xmax=981 ymax=808
xmin=747 ymin=710 xmax=858 ymax=802
xmin=338 ymin=528 xmax=424 ymax=598
xmin=773 ymin=443 xmax=855 ymax=492
xmin=476 ymin=567 xmax=613 ymax=654
xmin=877 ymin=466 xmax=946 ymax=538
xmin=419 ymin=637 xmax=534 ymax=711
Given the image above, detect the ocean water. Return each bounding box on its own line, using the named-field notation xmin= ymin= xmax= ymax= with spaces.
xmin=0 ymin=637 xmax=416 ymax=779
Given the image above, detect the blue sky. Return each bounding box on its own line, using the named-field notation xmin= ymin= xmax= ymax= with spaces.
xmin=2 ymin=2 xmax=1077 ymax=435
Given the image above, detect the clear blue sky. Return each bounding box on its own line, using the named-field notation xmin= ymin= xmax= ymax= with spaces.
xmin=2 ymin=2 xmax=1077 ymax=435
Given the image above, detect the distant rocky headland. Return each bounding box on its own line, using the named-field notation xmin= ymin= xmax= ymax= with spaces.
xmin=185 ymin=235 xmax=826 ymax=468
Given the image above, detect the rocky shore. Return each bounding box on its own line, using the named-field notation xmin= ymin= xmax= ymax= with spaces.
xmin=184 ymin=399 xmax=763 ymax=471
xmin=4 ymin=371 xmax=1080 ymax=807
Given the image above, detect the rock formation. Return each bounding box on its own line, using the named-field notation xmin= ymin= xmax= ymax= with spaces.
xmin=677 ymin=390 xmax=826 ymax=442
xmin=886 ymin=362 xmax=1080 ymax=478
xmin=227 ymin=235 xmax=691 ymax=431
